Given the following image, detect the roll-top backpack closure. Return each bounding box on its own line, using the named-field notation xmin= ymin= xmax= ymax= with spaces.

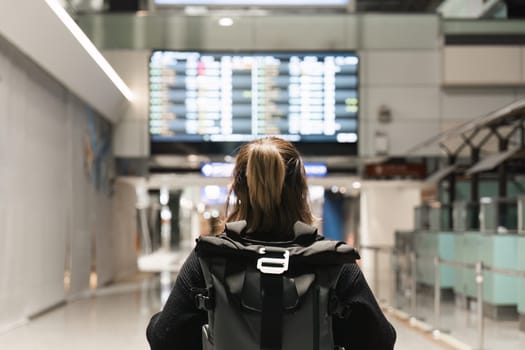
xmin=195 ymin=220 xmax=360 ymax=269
xmin=195 ymin=221 xmax=360 ymax=350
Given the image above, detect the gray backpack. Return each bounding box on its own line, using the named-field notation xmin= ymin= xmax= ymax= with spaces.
xmin=194 ymin=221 xmax=359 ymax=350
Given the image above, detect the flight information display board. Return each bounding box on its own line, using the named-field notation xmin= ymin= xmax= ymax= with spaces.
xmin=149 ymin=51 xmax=359 ymax=151
xmin=154 ymin=1 xmax=349 ymax=6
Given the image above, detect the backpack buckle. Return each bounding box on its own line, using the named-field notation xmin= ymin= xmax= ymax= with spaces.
xmin=195 ymin=292 xmax=214 ymax=310
xmin=257 ymin=247 xmax=289 ymax=274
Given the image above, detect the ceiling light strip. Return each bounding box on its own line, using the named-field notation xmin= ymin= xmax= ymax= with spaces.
xmin=45 ymin=0 xmax=134 ymax=101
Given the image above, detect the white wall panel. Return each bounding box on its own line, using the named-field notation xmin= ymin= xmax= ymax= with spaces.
xmin=0 ymin=49 xmax=25 ymax=329
xmin=95 ymin=190 xmax=115 ymax=287
xmin=366 ymin=119 xmax=441 ymax=156
xmin=362 ymin=50 xmax=441 ymax=86
xmin=0 ymin=40 xmax=7 ymax=199
xmin=443 ymin=46 xmax=522 ymax=86
xmin=163 ymin=16 xmax=188 ymax=49
xmin=360 ymin=181 xmax=421 ymax=302
xmin=111 ymin=180 xmax=140 ymax=280
xmin=2 ymin=50 xmax=30 ymax=329
xmin=343 ymin=16 xmax=359 ymax=49
xmin=114 ymin=119 xmax=149 ymax=157
xmin=103 ymin=50 xmax=149 ymax=122
xmin=254 ymin=16 xmax=347 ymax=50
xmin=441 ymin=88 xmax=516 ymax=120
xmin=522 ymin=47 xmax=525 ymax=82
xmin=0 ymin=34 xmax=134 ymax=328
xmin=358 ymin=85 xmax=369 ymax=156
xmin=21 ymin=65 xmax=69 ymax=315
xmin=358 ymin=120 xmax=372 ymax=156
xmin=0 ymin=206 xmax=27 ymax=331
xmin=0 ymin=49 xmax=7 ymax=327
xmin=359 ymin=50 xmax=440 ymax=156
xmin=365 ymin=86 xmax=440 ymax=122
xmin=361 ymin=182 xmax=420 ymax=244
xmin=361 ymin=15 xmax=440 ymax=50
xmin=198 ymin=17 xmax=256 ymax=50
xmin=67 ymin=97 xmax=92 ymax=297
xmin=103 ymin=50 xmax=150 ymax=157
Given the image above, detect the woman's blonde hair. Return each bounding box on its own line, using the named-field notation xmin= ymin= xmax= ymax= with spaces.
xmin=225 ymin=137 xmax=314 ymax=238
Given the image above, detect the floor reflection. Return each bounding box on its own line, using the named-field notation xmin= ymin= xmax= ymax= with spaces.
xmin=0 ymin=271 xmax=461 ymax=350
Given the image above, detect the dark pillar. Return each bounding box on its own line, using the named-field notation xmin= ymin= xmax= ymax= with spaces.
xmin=470 ymin=147 xmax=480 ymax=229
xmin=520 ymin=122 xmax=525 ymax=147
xmin=448 ymin=155 xmax=456 ymax=230
xmin=498 ymin=138 xmax=509 ymax=227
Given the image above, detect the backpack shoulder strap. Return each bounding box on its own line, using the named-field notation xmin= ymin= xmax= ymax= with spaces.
xmin=195 ymin=257 xmax=215 ymax=310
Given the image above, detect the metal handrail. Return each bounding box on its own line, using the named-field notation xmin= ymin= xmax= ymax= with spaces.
xmin=418 ymin=255 xmax=525 ymax=278
xmin=439 ymin=258 xmax=477 ymax=270
xmin=362 ymin=245 xmax=525 ymax=350
xmin=397 ymin=252 xmax=525 ymax=350
xmin=358 ymin=244 xmax=395 ymax=252
xmin=482 ymin=264 xmax=525 ymax=278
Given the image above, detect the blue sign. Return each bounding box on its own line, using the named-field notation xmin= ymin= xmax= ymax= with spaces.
xmin=201 ymin=162 xmax=235 ymax=177
xmin=304 ymin=162 xmax=328 ymax=177
xmin=201 ymin=162 xmax=327 ymax=178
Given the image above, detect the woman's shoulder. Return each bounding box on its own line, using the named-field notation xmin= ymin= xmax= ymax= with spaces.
xmin=180 ymin=249 xmax=201 ymax=272
xmin=176 ymin=249 xmax=205 ymax=291
xmin=335 ymin=262 xmax=363 ymax=294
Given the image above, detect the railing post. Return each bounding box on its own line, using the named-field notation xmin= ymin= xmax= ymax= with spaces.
xmin=373 ymin=248 xmax=380 ymax=300
xmin=433 ymin=256 xmax=441 ymax=332
xmin=475 ymin=261 xmax=485 ymax=350
xmin=410 ymin=252 xmax=417 ymax=316
xmin=391 ymin=248 xmax=397 ymax=308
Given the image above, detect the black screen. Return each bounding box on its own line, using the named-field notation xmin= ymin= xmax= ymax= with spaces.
xmin=149 ymin=51 xmax=359 ymax=155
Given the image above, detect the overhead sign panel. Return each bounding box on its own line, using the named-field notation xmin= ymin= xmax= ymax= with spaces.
xmin=154 ymin=0 xmax=349 ymax=6
xmin=201 ymin=162 xmax=327 ymax=177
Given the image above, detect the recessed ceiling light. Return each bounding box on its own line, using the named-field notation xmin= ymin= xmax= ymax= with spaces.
xmin=218 ymin=17 xmax=234 ymax=27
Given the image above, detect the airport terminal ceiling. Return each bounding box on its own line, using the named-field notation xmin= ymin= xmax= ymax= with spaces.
xmin=148 ymin=0 xmax=442 ymax=12
xmin=71 ymin=0 xmax=525 ymax=174
xmin=68 ymin=0 xmax=515 ymax=16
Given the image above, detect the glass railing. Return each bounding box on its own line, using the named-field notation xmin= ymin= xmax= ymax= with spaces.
xmin=518 ymin=195 xmax=524 ymax=235
xmin=415 ymin=195 xmax=523 ymax=234
xmin=414 ymin=205 xmax=430 ymax=230
xmin=452 ymin=200 xmax=467 ymax=231
xmin=452 ymin=200 xmax=480 ymax=232
xmin=479 ymin=197 xmax=519 ymax=233
xmin=415 ymin=203 xmax=452 ymax=232
xmin=429 ymin=204 xmax=451 ymax=231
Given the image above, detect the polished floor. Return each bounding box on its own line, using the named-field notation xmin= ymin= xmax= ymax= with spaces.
xmin=0 ymin=273 xmax=448 ymax=350
xmin=396 ymin=291 xmax=525 ymax=350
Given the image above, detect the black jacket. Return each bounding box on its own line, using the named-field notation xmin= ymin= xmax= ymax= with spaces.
xmin=146 ymin=247 xmax=396 ymax=349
